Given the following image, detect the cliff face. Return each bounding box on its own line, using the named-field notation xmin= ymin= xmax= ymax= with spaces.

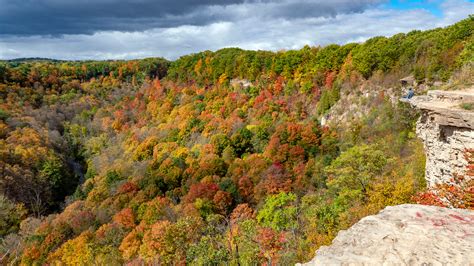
xmin=410 ymin=89 xmax=474 ymax=186
xmin=301 ymin=204 xmax=474 ymax=265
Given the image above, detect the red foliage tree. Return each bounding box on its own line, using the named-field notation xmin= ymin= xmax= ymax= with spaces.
xmin=256 ymin=227 xmax=286 ymax=265
xmin=113 ymin=208 xmax=136 ymax=229
xmin=118 ymin=181 xmax=139 ymax=194
xmin=259 ymin=163 xmax=292 ymax=194
xmin=238 ymin=176 xmax=254 ymax=202
xmin=183 ymin=182 xmax=219 ymax=203
xmin=273 ymin=76 xmax=284 ymax=95
xmin=230 ymin=203 xmax=255 ymax=224
xmin=213 ymin=190 xmax=232 ymax=214
xmin=324 ymin=71 xmax=337 ymax=88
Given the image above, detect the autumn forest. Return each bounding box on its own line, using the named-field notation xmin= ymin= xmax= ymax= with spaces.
xmin=0 ymin=16 xmax=473 ymax=265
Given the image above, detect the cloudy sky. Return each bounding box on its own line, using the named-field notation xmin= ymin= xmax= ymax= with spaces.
xmin=0 ymin=0 xmax=473 ymax=60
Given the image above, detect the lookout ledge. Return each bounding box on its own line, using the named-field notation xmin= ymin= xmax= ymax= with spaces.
xmin=401 ymin=89 xmax=474 ymax=187
xmin=401 ymin=89 xmax=474 ymax=129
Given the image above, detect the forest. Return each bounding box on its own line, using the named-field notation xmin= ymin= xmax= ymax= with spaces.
xmin=0 ymin=16 xmax=473 ymax=265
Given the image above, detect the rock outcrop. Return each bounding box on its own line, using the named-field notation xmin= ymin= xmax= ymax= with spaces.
xmin=405 ymin=89 xmax=474 ymax=186
xmin=302 ymin=89 xmax=474 ymax=266
xmin=301 ymin=204 xmax=474 ymax=265
xmin=324 ymin=84 xmax=399 ymax=127
xmin=230 ymin=78 xmax=253 ymax=89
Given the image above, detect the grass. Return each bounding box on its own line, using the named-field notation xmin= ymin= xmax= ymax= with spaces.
xmin=459 ymin=102 xmax=474 ymax=110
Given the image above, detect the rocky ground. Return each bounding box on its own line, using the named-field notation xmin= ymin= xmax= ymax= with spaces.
xmin=301 ymin=204 xmax=474 ymax=265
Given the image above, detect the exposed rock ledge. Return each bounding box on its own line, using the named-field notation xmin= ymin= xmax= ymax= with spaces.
xmin=403 ymin=89 xmax=474 ymax=186
xmin=301 ymin=204 xmax=474 ymax=265
xmin=404 ymin=89 xmax=474 ymax=130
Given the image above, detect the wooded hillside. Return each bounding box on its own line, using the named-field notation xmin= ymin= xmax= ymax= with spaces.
xmin=0 ymin=16 xmax=472 ymax=265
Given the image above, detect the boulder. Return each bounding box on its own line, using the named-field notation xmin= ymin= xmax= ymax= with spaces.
xmin=301 ymin=204 xmax=474 ymax=265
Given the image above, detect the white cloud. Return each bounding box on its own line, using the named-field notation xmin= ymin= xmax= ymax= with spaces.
xmin=0 ymin=0 xmax=472 ymax=60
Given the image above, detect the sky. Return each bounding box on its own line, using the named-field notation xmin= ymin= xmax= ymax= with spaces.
xmin=0 ymin=0 xmax=473 ymax=60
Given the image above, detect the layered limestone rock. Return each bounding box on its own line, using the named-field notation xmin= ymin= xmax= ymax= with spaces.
xmin=406 ymin=89 xmax=474 ymax=186
xmin=230 ymin=78 xmax=253 ymax=89
xmin=302 ymin=204 xmax=474 ymax=265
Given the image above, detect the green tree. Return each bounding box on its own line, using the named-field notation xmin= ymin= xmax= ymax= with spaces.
xmin=257 ymin=192 xmax=297 ymax=231
xmin=210 ymin=134 xmax=231 ymax=155
xmin=325 ymin=144 xmax=388 ymax=203
xmin=0 ymin=195 xmax=27 ymax=236
xmin=231 ymin=127 xmax=254 ymax=157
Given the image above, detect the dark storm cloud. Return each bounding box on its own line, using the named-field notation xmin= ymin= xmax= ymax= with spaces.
xmin=251 ymin=0 xmax=383 ymax=19
xmin=0 ymin=0 xmax=383 ymax=35
xmin=0 ymin=0 xmax=244 ymax=35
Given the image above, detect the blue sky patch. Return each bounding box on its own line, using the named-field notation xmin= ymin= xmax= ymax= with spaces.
xmin=384 ymin=0 xmax=444 ymax=17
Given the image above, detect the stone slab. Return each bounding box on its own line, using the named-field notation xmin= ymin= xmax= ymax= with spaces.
xmin=301 ymin=204 xmax=474 ymax=266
